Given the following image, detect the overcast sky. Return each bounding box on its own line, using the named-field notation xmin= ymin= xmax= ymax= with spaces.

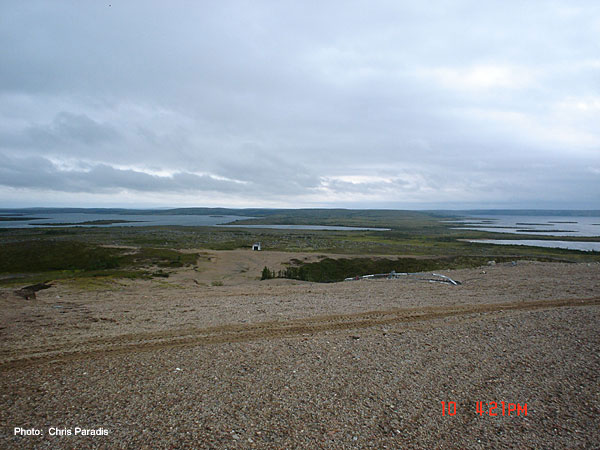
xmin=1 ymin=1 xmax=599 ymax=209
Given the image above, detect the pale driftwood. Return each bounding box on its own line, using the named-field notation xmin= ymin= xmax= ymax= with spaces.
xmin=345 ymin=272 xmax=461 ymax=285
xmin=431 ymin=273 xmax=461 ymax=285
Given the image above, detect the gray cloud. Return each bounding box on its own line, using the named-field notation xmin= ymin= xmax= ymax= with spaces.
xmin=0 ymin=1 xmax=598 ymax=208
xmin=0 ymin=154 xmax=243 ymax=194
xmin=33 ymin=112 xmax=119 ymax=145
xmin=22 ymin=112 xmax=120 ymax=149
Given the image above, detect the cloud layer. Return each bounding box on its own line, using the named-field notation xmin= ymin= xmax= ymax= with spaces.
xmin=1 ymin=1 xmax=599 ymax=208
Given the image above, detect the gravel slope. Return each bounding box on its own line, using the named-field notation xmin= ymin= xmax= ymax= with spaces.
xmin=1 ymin=260 xmax=599 ymax=449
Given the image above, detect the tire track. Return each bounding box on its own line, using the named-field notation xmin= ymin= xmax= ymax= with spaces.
xmin=1 ymin=296 xmax=598 ymax=370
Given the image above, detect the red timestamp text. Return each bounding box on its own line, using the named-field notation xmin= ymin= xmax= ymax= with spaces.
xmin=476 ymin=401 xmax=527 ymax=416
xmin=440 ymin=401 xmax=457 ymax=416
xmin=441 ymin=401 xmax=528 ymax=417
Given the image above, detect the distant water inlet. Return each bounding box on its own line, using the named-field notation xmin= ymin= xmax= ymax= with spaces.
xmin=220 ymin=224 xmax=391 ymax=231
xmin=0 ymin=212 xmax=391 ymax=231
xmin=446 ymin=215 xmax=600 ymax=237
xmin=466 ymin=239 xmax=600 ymax=252
xmin=0 ymin=213 xmax=253 ymax=228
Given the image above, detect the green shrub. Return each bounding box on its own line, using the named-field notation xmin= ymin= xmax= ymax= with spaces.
xmin=280 ymin=256 xmax=520 ymax=283
xmin=0 ymin=241 xmax=120 ymax=273
xmin=261 ymin=266 xmax=275 ymax=280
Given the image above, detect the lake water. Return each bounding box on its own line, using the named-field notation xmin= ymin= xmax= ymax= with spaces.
xmin=0 ymin=213 xmax=249 ymax=228
xmin=221 ymin=224 xmax=390 ymax=231
xmin=466 ymin=239 xmax=600 ymax=252
xmin=0 ymin=212 xmax=389 ymax=231
xmin=446 ymin=215 xmax=600 ymax=237
xmin=447 ymin=214 xmax=600 ymax=252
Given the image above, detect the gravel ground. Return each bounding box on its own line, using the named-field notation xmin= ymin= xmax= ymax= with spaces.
xmin=1 ymin=260 xmax=599 ymax=449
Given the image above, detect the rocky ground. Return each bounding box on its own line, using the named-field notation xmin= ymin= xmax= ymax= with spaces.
xmin=1 ymin=254 xmax=599 ymax=449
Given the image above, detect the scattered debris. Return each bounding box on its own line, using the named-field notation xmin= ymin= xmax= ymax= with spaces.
xmin=431 ymin=273 xmax=461 ymax=286
xmin=344 ymin=272 xmax=461 ymax=285
xmin=14 ymin=282 xmax=53 ymax=300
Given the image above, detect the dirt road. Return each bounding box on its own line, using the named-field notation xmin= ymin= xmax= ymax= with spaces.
xmin=1 ymin=296 xmax=598 ymax=371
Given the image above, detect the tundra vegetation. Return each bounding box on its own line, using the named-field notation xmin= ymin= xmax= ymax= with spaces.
xmin=0 ymin=209 xmax=598 ymax=286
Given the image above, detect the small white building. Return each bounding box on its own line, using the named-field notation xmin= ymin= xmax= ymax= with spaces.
xmin=252 ymin=242 xmax=261 ymax=251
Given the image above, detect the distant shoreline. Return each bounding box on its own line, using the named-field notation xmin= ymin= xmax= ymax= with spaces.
xmin=1 ymin=207 xmax=600 ymax=217
xmin=34 ymin=219 xmax=145 ymax=226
